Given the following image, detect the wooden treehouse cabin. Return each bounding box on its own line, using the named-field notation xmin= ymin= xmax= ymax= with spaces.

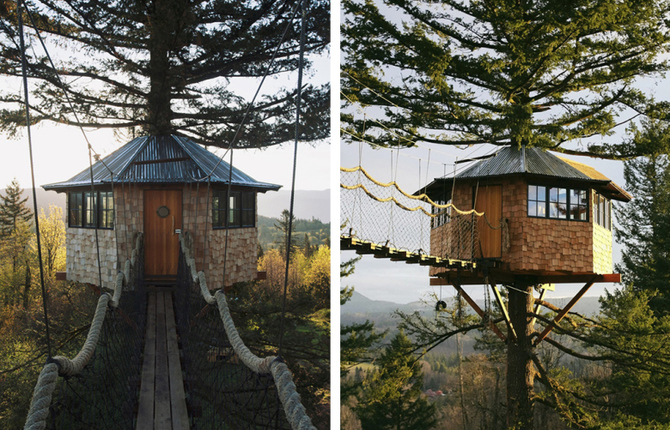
xmin=421 ymin=145 xmax=631 ymax=287
xmin=43 ymin=135 xmax=280 ymax=289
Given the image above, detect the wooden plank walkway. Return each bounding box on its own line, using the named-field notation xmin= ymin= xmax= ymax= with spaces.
xmin=340 ymin=235 xmax=485 ymax=270
xmin=136 ymin=291 xmax=189 ymax=430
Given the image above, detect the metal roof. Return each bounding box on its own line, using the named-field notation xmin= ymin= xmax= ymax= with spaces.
xmin=456 ymin=146 xmax=593 ymax=180
xmin=421 ymin=146 xmax=631 ymax=202
xmin=43 ymin=135 xmax=281 ymax=192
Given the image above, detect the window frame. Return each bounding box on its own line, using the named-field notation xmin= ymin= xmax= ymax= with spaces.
xmin=527 ymin=184 xmax=589 ymax=222
xmin=68 ymin=190 xmax=114 ymax=230
xmin=594 ymin=193 xmax=612 ymax=230
xmin=212 ymin=189 xmax=256 ymax=229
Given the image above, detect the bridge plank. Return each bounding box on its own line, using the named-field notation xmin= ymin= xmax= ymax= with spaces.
xmin=136 ymin=293 xmax=157 ymax=430
xmin=164 ymin=292 xmax=190 ymax=429
xmin=154 ymin=292 xmax=172 ymax=429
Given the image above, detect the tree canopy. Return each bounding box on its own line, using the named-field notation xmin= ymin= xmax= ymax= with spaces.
xmin=0 ymin=0 xmax=329 ymax=148
xmin=341 ymin=0 xmax=670 ymax=158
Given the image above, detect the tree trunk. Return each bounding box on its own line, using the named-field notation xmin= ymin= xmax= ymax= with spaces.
xmin=146 ymin=0 xmax=179 ymax=135
xmin=22 ymin=263 xmax=31 ymax=310
xmin=506 ymin=285 xmax=535 ymax=430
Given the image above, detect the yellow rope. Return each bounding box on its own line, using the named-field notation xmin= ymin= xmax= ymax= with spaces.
xmin=341 ymin=165 xmax=509 ymax=231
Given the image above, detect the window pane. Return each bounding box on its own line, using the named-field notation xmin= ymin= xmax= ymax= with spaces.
xmin=528 ymin=185 xmax=536 ymax=201
xmin=85 ymin=192 xmax=96 ymax=227
xmin=528 ymin=200 xmax=537 ymax=217
xmin=69 ymin=192 xmax=82 ymax=227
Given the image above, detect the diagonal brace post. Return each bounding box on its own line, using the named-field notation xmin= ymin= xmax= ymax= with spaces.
xmin=530 ymin=288 xmax=547 ymax=329
xmin=453 ymin=283 xmax=507 ymax=342
xmin=534 ymin=277 xmax=596 ymax=345
xmin=489 ymin=281 xmax=518 ymax=343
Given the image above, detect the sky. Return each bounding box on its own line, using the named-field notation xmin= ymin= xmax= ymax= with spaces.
xmin=0 ymin=126 xmax=330 ymax=193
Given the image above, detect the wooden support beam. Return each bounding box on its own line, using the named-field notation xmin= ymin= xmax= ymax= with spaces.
xmin=489 ymin=282 xmax=518 ymax=342
xmin=453 ymin=283 xmax=507 ymax=342
xmin=534 ymin=278 xmax=596 ymax=345
xmin=530 ymin=288 xmax=547 ymax=329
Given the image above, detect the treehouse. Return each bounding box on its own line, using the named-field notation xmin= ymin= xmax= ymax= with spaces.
xmin=43 ymin=135 xmax=280 ymax=290
xmin=421 ymin=145 xmax=631 ymax=287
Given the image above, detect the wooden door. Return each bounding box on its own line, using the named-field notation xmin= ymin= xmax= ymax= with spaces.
xmin=474 ymin=185 xmax=502 ymax=259
xmin=144 ymin=190 xmax=182 ymax=278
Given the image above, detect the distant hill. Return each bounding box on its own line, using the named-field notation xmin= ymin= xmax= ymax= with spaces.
xmin=342 ymin=290 xmax=604 ymax=319
xmin=257 ymin=189 xmax=329 ymax=222
xmin=0 ymin=188 xmax=66 ymax=216
xmin=342 ymin=290 xmax=605 ymax=356
xmin=258 ymin=215 xmax=329 ymax=251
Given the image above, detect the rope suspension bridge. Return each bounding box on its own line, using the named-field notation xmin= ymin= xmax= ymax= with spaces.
xmin=23 ymin=230 xmax=315 ymax=430
xmin=340 ymin=165 xmax=508 ymax=269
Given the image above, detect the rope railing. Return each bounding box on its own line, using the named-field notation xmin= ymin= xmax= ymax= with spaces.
xmin=341 ymin=165 xmax=510 ymax=259
xmin=179 ymin=232 xmax=316 ymax=430
xmin=23 ymin=233 xmax=144 ymax=430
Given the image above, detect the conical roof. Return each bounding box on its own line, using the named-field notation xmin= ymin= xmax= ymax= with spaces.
xmin=422 ymin=146 xmax=631 ymax=201
xmin=43 ymin=135 xmax=281 ymax=192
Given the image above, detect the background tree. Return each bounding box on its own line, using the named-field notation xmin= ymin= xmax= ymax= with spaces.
xmin=355 ymin=331 xmax=437 ymax=430
xmin=615 ymin=119 xmax=670 ymax=314
xmin=38 ymin=205 xmax=66 ymax=280
xmin=342 ymin=0 xmax=670 ymax=158
xmin=274 ymin=209 xmax=298 ymax=257
xmin=0 ymin=0 xmax=329 ymax=147
xmin=0 ymin=178 xmax=31 ymax=238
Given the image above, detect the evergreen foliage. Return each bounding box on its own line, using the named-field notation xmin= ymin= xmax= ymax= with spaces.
xmin=355 ymin=331 xmax=437 ymax=430
xmin=0 ymin=179 xmax=31 ymax=238
xmin=257 ymin=213 xmax=328 ymax=252
xmin=615 ymin=119 xmax=670 ymax=314
xmin=341 ymin=0 xmax=670 ymax=158
xmin=0 ymin=0 xmax=329 ymax=147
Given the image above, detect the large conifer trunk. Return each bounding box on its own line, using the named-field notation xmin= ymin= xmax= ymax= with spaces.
xmin=506 ymin=286 xmax=535 ymax=429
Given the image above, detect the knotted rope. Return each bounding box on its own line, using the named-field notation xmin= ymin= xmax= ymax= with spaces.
xmin=179 ymin=232 xmax=316 ymax=430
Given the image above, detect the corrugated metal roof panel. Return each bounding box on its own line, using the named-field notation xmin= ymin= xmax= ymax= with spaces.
xmin=456 ymin=146 xmax=592 ymax=180
xmin=42 ymin=135 xmax=281 ymax=191
xmin=418 ymin=145 xmax=632 ymax=201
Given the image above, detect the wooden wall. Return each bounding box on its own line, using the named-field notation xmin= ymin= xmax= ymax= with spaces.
xmin=429 ymin=176 xmax=613 ymax=276
xmin=65 ymin=183 xmax=258 ymax=288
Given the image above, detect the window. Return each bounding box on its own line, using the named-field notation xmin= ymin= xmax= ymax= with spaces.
xmin=69 ymin=192 xmax=83 ymax=227
xmin=84 ymin=192 xmax=96 ymax=227
xmin=594 ymin=193 xmax=611 ymax=230
xmin=549 ymin=187 xmax=567 ymax=219
xmin=68 ymin=191 xmax=114 ymax=229
xmin=569 ymin=189 xmax=588 ymax=221
xmin=528 ymin=185 xmax=588 ymax=222
xmin=431 ymin=198 xmax=451 ymax=229
xmin=212 ymin=190 xmax=255 ymax=229
xmin=98 ymin=191 xmax=114 ymax=229
xmin=527 ymin=185 xmax=547 ymax=217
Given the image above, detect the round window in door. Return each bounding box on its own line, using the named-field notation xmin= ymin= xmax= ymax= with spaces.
xmin=157 ymin=205 xmax=170 ymax=218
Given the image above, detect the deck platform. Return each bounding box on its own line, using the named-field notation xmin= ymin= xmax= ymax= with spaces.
xmin=136 ymin=291 xmax=189 ymax=430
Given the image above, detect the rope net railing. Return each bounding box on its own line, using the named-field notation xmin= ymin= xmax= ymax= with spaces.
xmin=175 ymin=232 xmax=315 ymax=430
xmin=341 ymin=166 xmax=508 ymax=261
xmin=23 ymin=233 xmax=146 ymax=430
